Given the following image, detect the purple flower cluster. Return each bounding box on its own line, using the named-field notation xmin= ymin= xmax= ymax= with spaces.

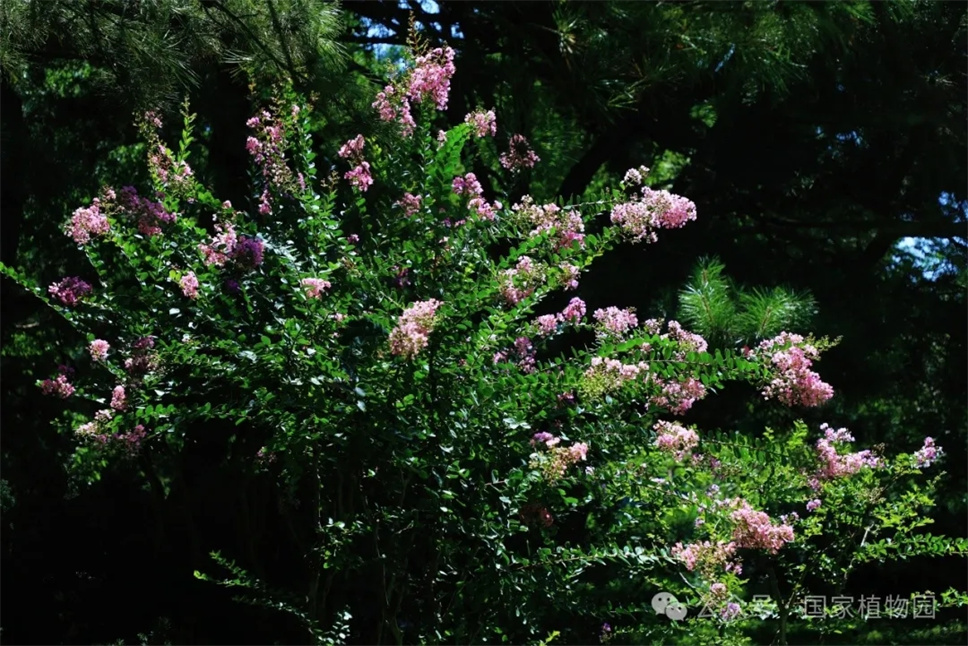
xmin=49 ymin=277 xmax=93 ymax=306
xmin=500 ymin=134 xmax=540 ymax=171
xmin=117 ymin=186 xmax=176 ymax=237
xmin=914 ymin=436 xmax=943 ymax=468
xmin=232 ymin=236 xmax=265 ymax=270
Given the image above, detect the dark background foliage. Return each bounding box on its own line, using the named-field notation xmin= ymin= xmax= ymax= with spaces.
xmin=1 ymin=1 xmax=964 ymax=643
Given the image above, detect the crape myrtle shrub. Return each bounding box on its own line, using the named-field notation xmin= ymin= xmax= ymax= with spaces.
xmin=4 ymin=40 xmax=966 ymax=646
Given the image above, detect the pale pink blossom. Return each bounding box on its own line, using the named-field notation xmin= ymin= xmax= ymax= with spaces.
xmin=914 ymin=437 xmax=943 ymax=468
xmin=301 ymin=278 xmax=332 ymax=299
xmin=345 ymin=162 xmax=373 ymax=192
xmin=465 ymin=110 xmax=497 ymax=137
xmin=179 ymin=272 xmax=199 ymax=299
xmin=89 ymin=339 xmax=110 ymax=362
xmin=67 ymin=200 xmax=110 ymax=245
xmin=389 ymin=299 xmax=443 ymax=359
xmin=111 ymin=385 xmax=127 ymax=411
xmin=653 ymin=420 xmax=699 ymax=460
xmin=593 ymin=307 xmax=638 ymax=338
xmin=729 ymin=499 xmax=795 ymax=554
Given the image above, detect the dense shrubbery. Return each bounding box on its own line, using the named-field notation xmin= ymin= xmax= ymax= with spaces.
xmin=3 ymin=41 xmax=965 ymax=645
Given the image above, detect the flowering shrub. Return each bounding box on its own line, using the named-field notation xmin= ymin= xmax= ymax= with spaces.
xmin=3 ymin=43 xmax=964 ymax=646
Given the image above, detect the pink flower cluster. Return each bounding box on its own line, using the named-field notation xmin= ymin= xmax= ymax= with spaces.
xmin=373 ymin=46 xmax=456 ymax=136
xmin=593 ymin=307 xmax=638 ymax=339
xmin=465 ymin=110 xmax=497 ymax=137
xmin=67 ymin=199 xmax=110 ymax=245
xmin=388 ymin=299 xmax=443 ymax=359
xmin=74 ymin=414 xmax=146 ymax=456
xmin=338 ymin=135 xmax=373 ymax=192
xmin=653 ymin=420 xmax=699 ymax=460
xmin=179 ymin=272 xmax=199 ymax=299
xmin=583 ymin=356 xmax=649 ymax=393
xmin=914 ymin=437 xmax=943 ymax=468
xmin=198 ymin=222 xmax=263 ymax=273
xmin=111 ymin=385 xmax=127 ymax=410
xmin=120 ymin=424 xmax=148 ymax=456
xmin=246 ymin=109 xmax=297 ymax=213
xmin=806 ymin=499 xmax=821 ymax=512
xmin=199 ymin=219 xmax=238 ymax=267
xmin=49 ymin=277 xmax=93 ymax=307
xmin=345 ymin=163 xmax=373 ymax=192
xmin=147 ymin=143 xmax=193 ymax=192
xmin=300 ymin=278 xmax=332 ymax=299
xmin=533 ymin=297 xmax=588 ymax=337
xmin=500 ymin=134 xmax=540 ymax=171
xmin=41 ymin=373 xmax=75 ymax=398
xmin=671 ymin=540 xmax=741 ymax=575
xmin=452 ymin=172 xmax=499 ymax=220
xmin=664 ymin=320 xmax=709 ymax=356
xmin=530 ymin=432 xmax=589 ymax=479
xmin=815 ymin=423 xmax=880 ymax=478
xmin=757 ymin=332 xmax=834 ymax=407
xmin=246 ymin=111 xmax=292 ymax=182
xmin=560 ymin=297 xmax=587 ymax=323
xmin=89 ymin=339 xmax=110 ymax=362
xmin=513 ymin=196 xmax=585 ymax=251
xmin=648 ymin=376 xmax=707 ymax=415
xmin=408 ymin=47 xmax=457 ymax=109
xmin=396 ymin=192 xmax=423 ymax=217
xmin=729 ymin=500 xmax=795 ymax=554
xmin=560 ymin=262 xmax=580 ymax=290
xmin=498 ymin=256 xmax=545 ymax=305
xmin=610 ymin=182 xmax=697 ymax=243
xmin=337 ymin=134 xmax=365 ymax=160
xmin=622 ymin=166 xmax=650 ymax=187
xmin=534 ymin=314 xmax=558 ymax=336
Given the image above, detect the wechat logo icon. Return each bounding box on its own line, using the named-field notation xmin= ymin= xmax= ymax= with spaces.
xmin=652 ymin=591 xmax=688 ymax=621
